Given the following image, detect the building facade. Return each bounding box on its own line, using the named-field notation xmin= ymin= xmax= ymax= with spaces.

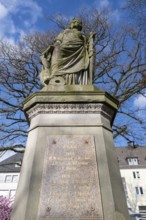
xmin=0 ymin=153 xmax=23 ymax=199
xmin=116 ymin=146 xmax=146 ymax=220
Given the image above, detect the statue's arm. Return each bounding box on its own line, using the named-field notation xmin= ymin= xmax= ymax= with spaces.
xmin=40 ymin=45 xmax=54 ymax=70
xmin=88 ymin=32 xmax=96 ymax=57
xmin=88 ymin=32 xmax=96 ymax=84
xmin=41 ymin=45 xmax=53 ymax=58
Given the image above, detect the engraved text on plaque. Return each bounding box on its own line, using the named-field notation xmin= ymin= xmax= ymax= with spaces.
xmin=37 ymin=135 xmax=103 ymax=220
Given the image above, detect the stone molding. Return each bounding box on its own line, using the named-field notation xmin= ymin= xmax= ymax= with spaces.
xmin=27 ymin=103 xmax=115 ymax=122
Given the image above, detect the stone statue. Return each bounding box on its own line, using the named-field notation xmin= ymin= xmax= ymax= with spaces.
xmin=40 ymin=17 xmax=96 ymax=86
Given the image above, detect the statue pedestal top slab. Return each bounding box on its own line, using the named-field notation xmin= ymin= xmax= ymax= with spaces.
xmin=23 ymin=86 xmax=119 ymax=126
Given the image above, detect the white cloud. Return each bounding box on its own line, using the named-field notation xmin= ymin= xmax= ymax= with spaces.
xmin=99 ymin=0 xmax=109 ymax=8
xmin=0 ymin=0 xmax=43 ymax=42
xmin=94 ymin=0 xmax=110 ymax=9
xmin=0 ymin=2 xmax=8 ymax=18
xmin=111 ymin=9 xmax=120 ymax=21
xmin=134 ymin=94 xmax=146 ymax=109
xmin=0 ymin=15 xmax=15 ymax=38
xmin=93 ymin=0 xmax=120 ymax=22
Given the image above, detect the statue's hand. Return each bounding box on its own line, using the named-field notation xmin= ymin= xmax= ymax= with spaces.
xmin=54 ymin=40 xmax=61 ymax=47
xmin=40 ymin=68 xmax=51 ymax=86
xmin=42 ymin=45 xmax=54 ymax=57
xmin=44 ymin=76 xmax=50 ymax=85
xmin=89 ymin=32 xmax=96 ymax=39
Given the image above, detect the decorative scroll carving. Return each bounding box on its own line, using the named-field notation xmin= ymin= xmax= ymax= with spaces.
xmin=27 ymin=103 xmax=114 ymax=121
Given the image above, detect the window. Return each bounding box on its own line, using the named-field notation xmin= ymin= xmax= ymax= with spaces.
xmin=139 ymin=206 xmax=146 ymax=212
xmin=133 ymin=171 xmax=140 ymax=178
xmin=139 ymin=206 xmax=146 ymax=219
xmin=135 ymin=187 xmax=144 ymax=195
xmin=5 ymin=175 xmax=19 ymax=183
xmin=5 ymin=175 xmax=12 ymax=183
xmin=12 ymin=175 xmax=19 ymax=183
xmin=127 ymin=157 xmax=138 ymax=165
xmin=15 ymin=161 xmax=22 ymax=167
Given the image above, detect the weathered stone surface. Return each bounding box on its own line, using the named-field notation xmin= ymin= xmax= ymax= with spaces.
xmin=40 ymin=18 xmax=95 ymax=86
xmin=41 ymin=85 xmax=100 ymax=92
xmin=23 ymin=86 xmax=119 ymax=123
xmin=37 ymin=135 xmax=103 ymax=220
xmin=11 ymin=91 xmax=132 ymax=220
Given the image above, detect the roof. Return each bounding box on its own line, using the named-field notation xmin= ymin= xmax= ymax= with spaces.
xmin=115 ymin=146 xmax=146 ymax=168
xmin=0 ymin=153 xmax=24 ymax=172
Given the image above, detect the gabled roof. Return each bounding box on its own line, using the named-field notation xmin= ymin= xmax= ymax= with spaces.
xmin=115 ymin=146 xmax=146 ymax=168
xmin=0 ymin=153 xmax=24 ymax=172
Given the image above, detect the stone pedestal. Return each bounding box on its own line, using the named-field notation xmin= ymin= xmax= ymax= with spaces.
xmin=11 ymin=86 xmax=131 ymax=220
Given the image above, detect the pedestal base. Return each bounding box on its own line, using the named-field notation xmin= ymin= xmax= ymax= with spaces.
xmin=11 ymin=86 xmax=132 ymax=220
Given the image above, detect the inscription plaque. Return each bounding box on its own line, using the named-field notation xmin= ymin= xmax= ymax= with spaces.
xmin=37 ymin=135 xmax=103 ymax=220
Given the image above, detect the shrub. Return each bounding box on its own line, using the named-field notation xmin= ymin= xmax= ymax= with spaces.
xmin=0 ymin=196 xmax=13 ymax=220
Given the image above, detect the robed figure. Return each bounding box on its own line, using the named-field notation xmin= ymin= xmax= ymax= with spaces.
xmin=40 ymin=18 xmax=95 ymax=86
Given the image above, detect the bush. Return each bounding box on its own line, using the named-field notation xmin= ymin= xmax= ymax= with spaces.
xmin=0 ymin=196 xmax=13 ymax=220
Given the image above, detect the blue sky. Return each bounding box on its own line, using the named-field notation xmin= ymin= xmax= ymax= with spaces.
xmin=0 ymin=0 xmax=124 ymax=43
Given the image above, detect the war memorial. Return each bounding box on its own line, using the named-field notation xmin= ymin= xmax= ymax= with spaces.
xmin=11 ymin=18 xmax=132 ymax=220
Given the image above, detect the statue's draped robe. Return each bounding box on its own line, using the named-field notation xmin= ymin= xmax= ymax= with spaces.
xmin=50 ymin=29 xmax=89 ymax=84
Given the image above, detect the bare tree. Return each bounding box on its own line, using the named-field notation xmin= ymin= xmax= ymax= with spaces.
xmin=79 ymin=9 xmax=146 ymax=144
xmin=96 ymin=26 xmax=146 ymax=144
xmin=0 ymin=31 xmax=56 ymax=152
xmin=0 ymin=9 xmax=146 ymax=153
xmin=124 ymin=0 xmax=146 ymax=39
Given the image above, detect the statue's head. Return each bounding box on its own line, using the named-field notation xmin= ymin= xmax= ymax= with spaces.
xmin=69 ymin=17 xmax=82 ymax=31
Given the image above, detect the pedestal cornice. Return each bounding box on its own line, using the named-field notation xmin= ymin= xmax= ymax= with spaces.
xmin=23 ymin=86 xmax=119 ymax=126
xmin=23 ymin=88 xmax=119 ymax=111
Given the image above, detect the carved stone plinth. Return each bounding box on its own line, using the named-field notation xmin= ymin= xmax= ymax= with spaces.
xmin=11 ymin=86 xmax=132 ymax=220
